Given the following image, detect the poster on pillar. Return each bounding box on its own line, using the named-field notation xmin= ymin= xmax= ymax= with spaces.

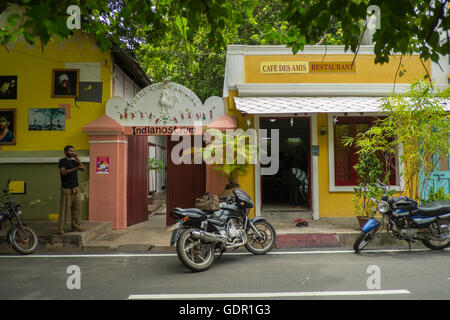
xmin=96 ymin=156 xmax=110 ymax=174
xmin=105 ymin=82 xmax=225 ymax=133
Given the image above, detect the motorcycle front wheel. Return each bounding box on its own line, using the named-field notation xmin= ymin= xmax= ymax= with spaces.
xmin=9 ymin=226 xmax=39 ymax=255
xmin=245 ymin=221 xmax=276 ymax=255
xmin=176 ymin=228 xmax=215 ymax=272
xmin=421 ymin=238 xmax=450 ymax=250
xmin=353 ymin=231 xmax=373 ymax=253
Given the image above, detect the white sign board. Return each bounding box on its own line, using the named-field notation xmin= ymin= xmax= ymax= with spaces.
xmin=105 ymin=82 xmax=225 ymax=127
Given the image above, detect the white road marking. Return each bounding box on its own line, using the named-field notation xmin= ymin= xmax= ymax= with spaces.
xmin=0 ymin=248 xmax=439 ymax=258
xmin=0 ymin=253 xmax=174 ymax=258
xmin=127 ymin=289 xmax=411 ymax=300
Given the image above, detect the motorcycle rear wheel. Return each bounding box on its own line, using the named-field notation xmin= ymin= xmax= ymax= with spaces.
xmin=9 ymin=226 xmax=39 ymax=255
xmin=421 ymin=238 xmax=450 ymax=250
xmin=245 ymin=221 xmax=276 ymax=255
xmin=176 ymin=228 xmax=215 ymax=272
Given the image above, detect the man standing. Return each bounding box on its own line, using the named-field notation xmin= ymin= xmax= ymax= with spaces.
xmin=291 ymin=167 xmax=308 ymax=206
xmin=57 ymin=145 xmax=85 ymax=234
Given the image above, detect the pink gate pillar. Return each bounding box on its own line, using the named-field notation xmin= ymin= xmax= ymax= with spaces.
xmin=82 ymin=115 xmax=128 ymax=230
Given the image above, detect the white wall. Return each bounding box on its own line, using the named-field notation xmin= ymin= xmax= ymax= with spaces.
xmin=431 ymin=54 xmax=449 ymax=92
xmin=148 ymin=136 xmax=167 ymax=193
xmin=113 ymin=64 xmax=141 ymax=102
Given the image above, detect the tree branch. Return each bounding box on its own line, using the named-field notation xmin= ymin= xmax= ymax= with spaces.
xmin=351 ymin=21 xmax=368 ymax=67
xmin=420 ymin=58 xmax=432 ymax=86
xmin=393 ymin=54 xmax=403 ymax=94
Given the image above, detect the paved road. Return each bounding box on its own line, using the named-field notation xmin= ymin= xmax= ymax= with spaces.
xmin=0 ymin=248 xmax=448 ymax=304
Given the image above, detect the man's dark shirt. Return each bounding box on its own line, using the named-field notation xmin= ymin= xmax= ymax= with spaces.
xmin=58 ymin=158 xmax=79 ymax=188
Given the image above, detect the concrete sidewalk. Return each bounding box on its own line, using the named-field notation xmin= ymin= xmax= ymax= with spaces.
xmin=0 ymin=202 xmax=414 ymax=254
xmin=82 ymin=210 xmax=410 ymax=252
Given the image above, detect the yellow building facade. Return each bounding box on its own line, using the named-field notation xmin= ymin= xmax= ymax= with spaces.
xmin=223 ymin=45 xmax=449 ymax=219
xmin=0 ymin=32 xmax=113 ymax=152
xmin=0 ymin=31 xmax=149 ymax=221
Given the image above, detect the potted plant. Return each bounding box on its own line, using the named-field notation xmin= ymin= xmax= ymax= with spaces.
xmin=352 ymin=151 xmax=390 ymax=227
xmin=342 ymin=81 xmax=449 ymax=225
xmin=147 ymin=157 xmax=165 ymax=204
xmin=148 ymin=157 xmax=165 ymax=172
xmin=342 ymin=125 xmax=396 ymax=227
xmin=195 ymin=128 xmax=256 ymax=197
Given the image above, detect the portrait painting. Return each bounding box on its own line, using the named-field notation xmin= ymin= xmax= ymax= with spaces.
xmin=0 ymin=109 xmax=16 ymax=145
xmin=52 ymin=69 xmax=79 ymax=98
xmin=0 ymin=76 xmax=17 ymax=100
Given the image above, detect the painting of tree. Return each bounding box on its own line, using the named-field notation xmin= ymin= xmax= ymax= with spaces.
xmin=28 ymin=108 xmax=65 ymax=131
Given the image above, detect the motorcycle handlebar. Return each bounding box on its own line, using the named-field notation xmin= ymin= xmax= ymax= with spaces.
xmin=3 ymin=178 xmax=11 ymax=194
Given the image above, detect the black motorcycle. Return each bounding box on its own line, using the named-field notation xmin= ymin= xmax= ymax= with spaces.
xmin=170 ymin=189 xmax=276 ymax=272
xmin=354 ymin=181 xmax=450 ymax=253
xmin=0 ymin=180 xmax=39 ymax=254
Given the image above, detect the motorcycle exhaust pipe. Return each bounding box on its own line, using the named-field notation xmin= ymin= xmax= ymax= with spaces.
xmin=191 ymin=230 xmax=225 ymax=244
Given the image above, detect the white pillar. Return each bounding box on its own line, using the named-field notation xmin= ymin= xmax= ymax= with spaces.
xmin=311 ymin=114 xmax=320 ymax=220
xmin=254 ymin=114 xmax=261 ymax=217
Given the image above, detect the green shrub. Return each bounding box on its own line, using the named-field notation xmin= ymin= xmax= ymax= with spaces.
xmin=422 ymin=186 xmax=450 ymax=204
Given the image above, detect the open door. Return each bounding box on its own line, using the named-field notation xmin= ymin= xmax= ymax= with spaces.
xmin=127 ymin=135 xmax=149 ymax=226
xmin=260 ymin=117 xmax=311 ymax=212
xmin=166 ymin=136 xmax=206 ymax=225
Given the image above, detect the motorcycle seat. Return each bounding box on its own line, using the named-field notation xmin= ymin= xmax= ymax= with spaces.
xmin=173 ymin=207 xmax=208 ymax=215
xmin=417 ymin=201 xmax=450 ymax=217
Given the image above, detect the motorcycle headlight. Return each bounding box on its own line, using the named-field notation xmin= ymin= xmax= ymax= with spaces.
xmin=15 ymin=205 xmax=22 ymax=216
xmin=377 ymin=200 xmax=390 ymax=214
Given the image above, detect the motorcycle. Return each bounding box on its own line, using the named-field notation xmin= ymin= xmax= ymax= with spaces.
xmin=0 ymin=179 xmax=39 ymax=254
xmin=170 ymin=189 xmax=276 ymax=272
xmin=354 ymin=181 xmax=450 ymax=253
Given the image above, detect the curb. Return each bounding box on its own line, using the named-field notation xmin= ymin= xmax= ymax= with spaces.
xmin=83 ymin=232 xmax=410 ymax=252
xmin=0 ymin=231 xmax=418 ymax=254
xmin=275 ymin=232 xmax=408 ymax=249
xmin=276 ymin=233 xmax=341 ymax=248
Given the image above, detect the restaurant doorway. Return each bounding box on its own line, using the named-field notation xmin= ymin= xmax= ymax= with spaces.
xmin=260 ymin=117 xmax=311 ymax=212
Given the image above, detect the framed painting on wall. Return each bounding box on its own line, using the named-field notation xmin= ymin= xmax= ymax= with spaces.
xmin=0 ymin=109 xmax=16 ymax=145
xmin=0 ymin=76 xmax=17 ymax=99
xmin=51 ymin=69 xmax=79 ymax=98
xmin=29 ymin=108 xmax=65 ymax=131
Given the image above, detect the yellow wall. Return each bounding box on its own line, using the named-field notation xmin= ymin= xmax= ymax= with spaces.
xmin=316 ymin=113 xmax=355 ymax=217
xmin=224 ymin=90 xmax=256 ymax=218
xmin=0 ymin=32 xmax=113 ymax=152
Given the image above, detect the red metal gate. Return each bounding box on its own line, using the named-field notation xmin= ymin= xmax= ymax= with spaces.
xmin=127 ymin=135 xmax=149 ymax=226
xmin=166 ymin=137 xmax=206 ymax=225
